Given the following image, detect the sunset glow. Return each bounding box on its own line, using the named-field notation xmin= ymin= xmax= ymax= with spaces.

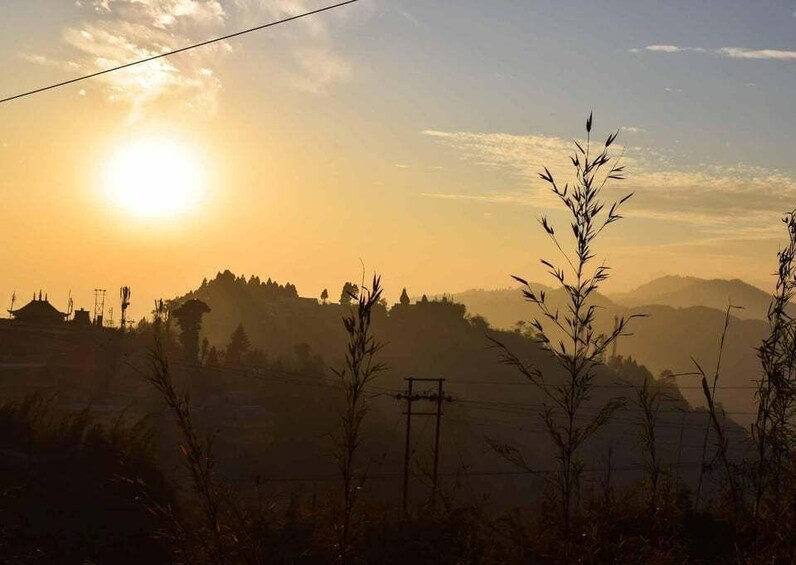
xmin=102 ymin=138 xmax=203 ymax=220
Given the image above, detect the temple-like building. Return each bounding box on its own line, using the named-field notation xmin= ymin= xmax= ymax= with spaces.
xmin=72 ymin=309 xmax=92 ymax=326
xmin=9 ymin=292 xmax=68 ymax=325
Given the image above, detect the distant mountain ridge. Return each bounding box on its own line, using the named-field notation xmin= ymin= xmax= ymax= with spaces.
xmin=172 ymin=272 xmax=775 ymax=427
xmin=433 ymin=275 xmax=779 ymax=329
xmin=424 ymin=276 xmax=781 ymax=424
xmin=425 ymin=285 xmax=616 ymax=331
xmin=608 ymin=275 xmax=785 ymax=320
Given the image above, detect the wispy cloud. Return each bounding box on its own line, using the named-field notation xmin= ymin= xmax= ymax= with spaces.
xmin=421 ymin=129 xmax=796 ymax=238
xmin=633 ymin=44 xmax=796 ymax=61
xmin=716 ymin=47 xmax=796 ymax=61
xmin=394 ymin=7 xmax=419 ymax=26
xmin=230 ymin=0 xmax=368 ymax=94
xmin=93 ymin=0 xmax=226 ymax=29
xmin=644 ymin=44 xmax=704 ymax=54
xmin=289 ymin=47 xmax=352 ymax=94
xmin=232 ymin=0 xmax=332 ymax=38
xmin=25 ymin=0 xmax=365 ymax=119
xmin=22 ymin=0 xmax=229 ymax=120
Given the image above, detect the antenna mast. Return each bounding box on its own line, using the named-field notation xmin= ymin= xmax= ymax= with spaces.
xmin=93 ymin=288 xmax=106 ymax=327
xmin=120 ymin=286 xmax=131 ymax=331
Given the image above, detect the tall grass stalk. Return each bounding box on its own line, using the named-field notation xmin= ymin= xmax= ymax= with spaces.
xmin=491 ymin=114 xmax=639 ymax=535
xmin=694 ymin=304 xmax=742 ymax=518
xmin=148 ymin=327 xmax=228 ymax=564
xmin=631 ymin=375 xmax=669 ymax=514
xmin=333 ymin=274 xmax=386 ymax=561
xmin=754 ymin=211 xmax=796 ymax=521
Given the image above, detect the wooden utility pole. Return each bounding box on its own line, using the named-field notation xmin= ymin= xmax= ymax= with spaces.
xmin=401 ymin=377 xmax=414 ymax=513
xmin=396 ymin=377 xmax=452 ymax=513
xmin=432 ymin=378 xmax=444 ymax=506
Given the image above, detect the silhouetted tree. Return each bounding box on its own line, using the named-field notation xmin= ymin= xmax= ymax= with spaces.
xmin=242 ymin=348 xmax=268 ymax=368
xmin=321 ymin=288 xmax=329 ymax=304
xmin=340 ymin=282 xmax=359 ymax=305
xmin=399 ymin=288 xmax=410 ymax=306
xmin=170 ymin=299 xmax=211 ymax=363
xmin=469 ymin=314 xmax=490 ymax=332
xmin=200 ymin=337 xmax=210 ymax=365
xmin=225 ymin=324 xmax=251 ymax=366
xmin=206 ymin=346 xmax=220 ymax=368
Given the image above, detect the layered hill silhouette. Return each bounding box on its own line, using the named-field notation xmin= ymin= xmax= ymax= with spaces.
xmin=609 ymin=275 xmax=786 ymax=320
xmin=417 ymin=277 xmax=778 ymax=425
xmin=168 ymin=271 xmax=757 ymax=461
xmin=432 ymin=275 xmax=779 ymax=329
xmin=426 ymin=286 xmax=615 ymax=332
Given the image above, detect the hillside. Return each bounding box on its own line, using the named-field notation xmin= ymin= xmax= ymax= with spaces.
xmin=164 ymin=270 xmax=751 ymax=497
xmin=427 ymin=285 xmax=617 ymax=331
xmin=441 ymin=276 xmax=779 ymax=332
xmin=610 ymin=275 xmax=783 ymax=320
xmin=615 ymin=305 xmax=766 ymax=423
xmin=423 ymin=281 xmax=771 ymax=425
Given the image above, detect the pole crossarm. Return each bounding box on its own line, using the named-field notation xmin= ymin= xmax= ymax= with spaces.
xmin=397 ymin=377 xmax=453 ymax=512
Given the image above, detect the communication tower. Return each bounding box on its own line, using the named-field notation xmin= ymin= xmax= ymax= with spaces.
xmin=93 ymin=288 xmax=106 ymax=327
xmin=120 ymin=286 xmax=132 ymax=330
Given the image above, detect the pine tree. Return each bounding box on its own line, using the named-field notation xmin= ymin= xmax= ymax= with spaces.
xmin=321 ymin=288 xmax=329 ymax=304
xmin=225 ymin=324 xmax=251 ymax=366
xmin=399 ymin=288 xmax=410 ymax=306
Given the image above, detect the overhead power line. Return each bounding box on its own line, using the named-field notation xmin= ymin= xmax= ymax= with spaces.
xmin=0 ymin=0 xmax=360 ymax=105
xmin=219 ymin=460 xmax=745 ymax=485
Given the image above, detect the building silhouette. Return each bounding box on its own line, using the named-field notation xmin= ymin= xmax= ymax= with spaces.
xmin=9 ymin=292 xmax=67 ymax=325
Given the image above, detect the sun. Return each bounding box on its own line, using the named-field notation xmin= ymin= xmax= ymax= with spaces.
xmin=103 ymin=138 xmax=204 ymax=220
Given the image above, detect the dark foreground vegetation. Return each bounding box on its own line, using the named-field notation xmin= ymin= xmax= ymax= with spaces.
xmin=3 ymin=117 xmax=796 ymax=563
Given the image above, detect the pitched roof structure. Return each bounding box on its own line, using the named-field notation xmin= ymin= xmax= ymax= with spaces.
xmin=10 ymin=293 xmax=67 ymax=325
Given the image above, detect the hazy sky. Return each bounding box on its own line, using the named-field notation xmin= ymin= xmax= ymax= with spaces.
xmin=1 ymin=0 xmax=795 ymax=319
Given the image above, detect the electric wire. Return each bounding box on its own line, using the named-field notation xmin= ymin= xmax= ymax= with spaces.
xmin=0 ymin=0 xmax=360 ymax=105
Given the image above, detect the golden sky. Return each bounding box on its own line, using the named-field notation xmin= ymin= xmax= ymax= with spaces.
xmin=1 ymin=0 xmax=795 ymax=319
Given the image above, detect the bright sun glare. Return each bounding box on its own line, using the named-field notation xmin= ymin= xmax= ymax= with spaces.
xmin=103 ymin=138 xmax=203 ymax=220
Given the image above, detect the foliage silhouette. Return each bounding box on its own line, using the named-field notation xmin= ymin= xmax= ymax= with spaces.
xmin=224 ymin=323 xmax=251 ymax=367
xmin=339 ymin=282 xmax=359 ymax=306
xmin=171 ymin=299 xmax=211 ymax=363
xmin=333 ymin=274 xmax=387 ymax=561
xmin=490 ymin=114 xmax=640 ymax=537
xmin=0 ymin=393 xmax=171 ymax=564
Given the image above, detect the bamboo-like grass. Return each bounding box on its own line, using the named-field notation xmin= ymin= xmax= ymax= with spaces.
xmin=489 ymin=113 xmax=641 ymax=539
